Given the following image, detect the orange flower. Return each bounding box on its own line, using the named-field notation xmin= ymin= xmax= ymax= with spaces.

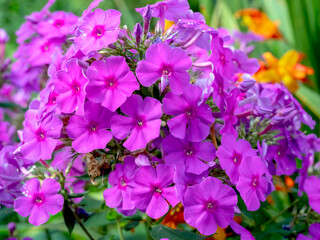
xmin=161 ymin=203 xmax=185 ymax=229
xmin=235 ymin=8 xmax=282 ymax=39
xmin=254 ymin=50 xmax=314 ymax=92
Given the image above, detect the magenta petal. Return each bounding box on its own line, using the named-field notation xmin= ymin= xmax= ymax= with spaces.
xmin=136 ymin=61 xmax=162 ymax=87
xmin=43 ymin=194 xmax=64 ymax=215
xmin=124 ymin=128 xmax=147 ymax=151
xmin=134 ymin=166 xmax=156 ymax=186
xmin=161 ymin=187 xmax=179 ymax=207
xmin=14 ymin=197 xmax=34 ymax=217
xmin=41 ymin=178 xmax=61 ymax=195
xmin=156 ymin=164 xmax=174 ymax=188
xmin=146 ymin=195 xmax=169 ymax=219
xmin=22 ymin=178 xmax=40 ymax=197
xmin=111 ymin=115 xmax=133 ymax=139
xmin=187 ymin=118 xmax=210 ymax=142
xmin=103 ymin=187 xmax=122 ymax=208
xmin=195 ymin=211 xmax=216 ymax=235
xmin=121 ymin=189 xmax=135 ymax=210
xmin=167 ymin=114 xmax=188 ymax=139
xmin=28 ymin=205 xmax=50 ymax=226
xmin=169 ymin=71 xmax=190 ymax=94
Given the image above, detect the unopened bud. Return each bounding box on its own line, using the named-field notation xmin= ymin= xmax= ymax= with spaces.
xmin=0 ymin=29 xmax=9 ymax=44
xmin=142 ymin=5 xmax=152 ymax=36
xmin=134 ymin=23 xmax=143 ymax=45
xmin=239 ymin=74 xmax=256 ymax=92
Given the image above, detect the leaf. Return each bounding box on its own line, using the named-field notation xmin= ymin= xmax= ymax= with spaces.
xmin=149 ymin=225 xmax=207 ymax=240
xmin=124 ymin=221 xmax=140 ymax=231
xmin=62 ymin=202 xmax=76 ymax=235
xmin=294 ymin=84 xmax=320 ymax=119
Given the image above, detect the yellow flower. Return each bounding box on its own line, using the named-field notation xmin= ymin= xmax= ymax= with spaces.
xmin=235 ymin=8 xmax=282 ymax=39
xmin=254 ymin=50 xmax=314 ymax=92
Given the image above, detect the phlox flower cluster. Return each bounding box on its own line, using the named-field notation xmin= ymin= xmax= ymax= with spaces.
xmin=0 ymin=0 xmax=319 ymax=238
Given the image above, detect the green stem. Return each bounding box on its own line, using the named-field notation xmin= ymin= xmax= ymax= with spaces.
xmin=144 ymin=216 xmax=153 ymax=240
xmin=71 ymin=208 xmax=95 ymax=240
xmin=261 ymin=198 xmax=299 ymax=230
xmin=116 ymin=217 xmax=125 ymax=240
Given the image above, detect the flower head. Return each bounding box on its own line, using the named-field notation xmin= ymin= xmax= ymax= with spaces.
xmin=103 ymin=156 xmax=137 ymax=211
xmin=132 ymin=164 xmax=179 ymax=219
xmin=66 ymin=101 xmax=114 ymax=153
xmin=74 ymin=8 xmax=121 ymax=54
xmin=20 ymin=115 xmax=63 ymax=161
xmin=304 ymin=176 xmax=320 ymax=214
xmin=163 ymin=84 xmax=214 ymax=142
xmin=55 ymin=58 xmax=88 ymax=115
xmin=237 ymin=156 xmax=268 ymax=211
xmin=86 ymin=57 xmax=139 ymax=112
xmin=14 ymin=178 xmax=64 ymax=226
xmin=183 ymin=177 xmax=237 ymax=235
xmin=111 ymin=94 xmax=162 ymax=151
xmin=136 ymin=43 xmax=192 ymax=94
xmin=216 ymin=134 xmax=256 ymax=183
xmin=163 ymin=134 xmax=215 ymax=174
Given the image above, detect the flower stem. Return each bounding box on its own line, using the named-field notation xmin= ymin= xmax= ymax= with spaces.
xmin=71 ymin=208 xmax=95 ymax=240
xmin=144 ymin=216 xmax=153 ymax=240
xmin=116 ymin=216 xmax=125 ymax=240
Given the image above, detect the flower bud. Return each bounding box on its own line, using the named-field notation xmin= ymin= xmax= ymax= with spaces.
xmin=239 ymin=74 xmax=256 ymax=92
xmin=0 ymin=29 xmax=9 ymax=44
xmin=7 ymin=222 xmax=16 ymax=236
xmin=134 ymin=23 xmax=143 ymax=45
xmin=142 ymin=5 xmax=152 ymax=35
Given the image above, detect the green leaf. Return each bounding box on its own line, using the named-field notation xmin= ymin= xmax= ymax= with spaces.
xmin=149 ymin=225 xmax=207 ymax=240
xmin=62 ymin=202 xmax=76 ymax=235
xmin=106 ymin=211 xmax=118 ymax=221
xmin=124 ymin=221 xmax=140 ymax=231
xmin=294 ymin=84 xmax=320 ymax=119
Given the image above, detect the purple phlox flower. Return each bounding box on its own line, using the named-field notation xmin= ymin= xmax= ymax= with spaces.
xmin=297 ymin=223 xmax=320 ymax=240
xmin=0 ymin=163 xmax=23 ymax=208
xmin=220 ymin=87 xmax=241 ymax=137
xmin=0 ymin=28 xmax=9 ymax=44
xmin=194 ymin=73 xmax=214 ymax=104
xmin=163 ymin=84 xmax=215 ymax=142
xmin=37 ymin=11 xmax=78 ymax=38
xmin=48 ymin=50 xmax=64 ymax=80
xmin=216 ymin=134 xmax=256 ymax=184
xmin=51 ymin=147 xmax=85 ymax=176
xmin=212 ymin=70 xmax=231 ymax=111
xmin=136 ymin=0 xmax=190 ymax=30
xmin=232 ymin=30 xmax=263 ymax=54
xmin=81 ymin=0 xmax=103 ymax=19
xmin=266 ymin=141 xmax=296 ymax=176
xmin=217 ymin=28 xmax=233 ymax=45
xmin=28 ymin=37 xmax=64 ymax=67
xmin=55 ymin=58 xmax=88 ymax=115
xmin=297 ymin=151 xmax=313 ymax=196
xmin=74 ymin=8 xmax=121 ymax=55
xmin=171 ymin=18 xmax=216 ymax=50
xmin=173 ymin=163 xmax=208 ymax=204
xmin=237 ymin=156 xmax=268 ymax=211
xmin=163 ymin=134 xmax=215 ymax=174
xmin=209 ymin=34 xmax=235 ymax=80
xmin=38 ymin=84 xmax=60 ymax=116
xmin=0 ymin=145 xmax=32 ymax=170
xmin=304 ymin=176 xmax=320 ymax=214
xmin=135 ymin=154 xmax=151 ymax=167
xmin=131 ymin=164 xmax=179 ymax=219
xmin=233 ymin=50 xmax=260 ymax=75
xmin=229 ymin=220 xmax=256 ymax=240
xmin=14 ymin=178 xmax=64 ymax=226
xmin=111 ymin=94 xmax=162 ymax=151
xmin=103 ymin=156 xmax=137 ymax=211
xmin=257 ymin=140 xmax=274 ymax=195
xmin=66 ymin=101 xmax=114 ymax=153
xmin=86 ymin=57 xmax=139 ymax=112
xmin=20 ymin=114 xmax=62 ymax=161
xmin=136 ymin=42 xmax=192 ymax=94
xmin=238 ymin=74 xmax=256 ymax=93
xmin=183 ymin=177 xmax=237 ymax=235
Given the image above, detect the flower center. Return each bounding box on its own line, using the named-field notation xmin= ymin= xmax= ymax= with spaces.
xmin=185 ymin=108 xmax=195 ymax=117
xmin=36 ymin=129 xmax=46 ymax=140
xmin=71 ymin=82 xmax=80 ymax=92
xmin=154 ymin=187 xmax=162 ymax=193
xmin=206 ymin=201 xmax=217 ymax=211
xmin=252 ymin=177 xmax=259 ymax=188
xmin=232 ymin=152 xmax=242 ymax=165
xmin=93 ymin=25 xmax=105 ymax=38
xmin=41 ymin=43 xmax=50 ymax=52
xmin=105 ymin=78 xmax=117 ymax=88
xmin=120 ymin=178 xmax=127 ymax=187
xmin=53 ymin=19 xmax=65 ymax=28
xmin=135 ymin=117 xmax=145 ymax=128
xmin=162 ymin=66 xmax=172 ymax=77
xmin=33 ymin=193 xmax=45 ymax=206
xmin=90 ymin=123 xmax=97 ymax=132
